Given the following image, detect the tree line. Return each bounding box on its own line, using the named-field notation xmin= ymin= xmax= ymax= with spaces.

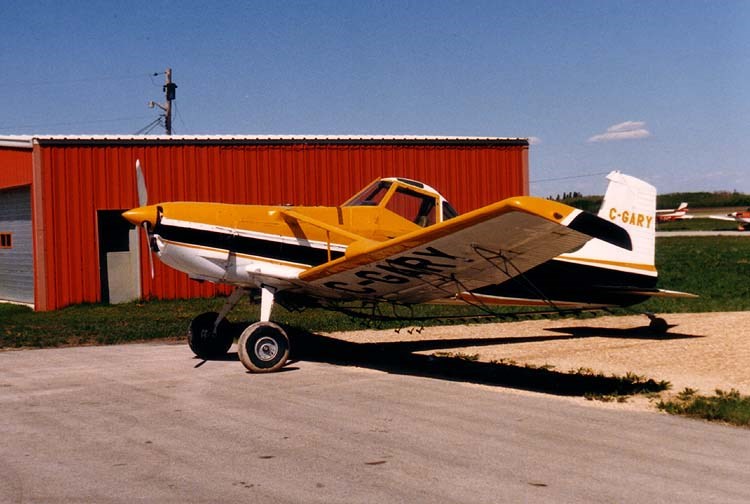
xmin=551 ymin=191 xmax=750 ymax=213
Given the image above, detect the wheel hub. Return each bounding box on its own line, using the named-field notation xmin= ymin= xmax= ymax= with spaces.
xmin=254 ymin=336 xmax=279 ymax=362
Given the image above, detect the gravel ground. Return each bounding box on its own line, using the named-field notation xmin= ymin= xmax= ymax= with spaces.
xmin=327 ymin=312 xmax=750 ymax=403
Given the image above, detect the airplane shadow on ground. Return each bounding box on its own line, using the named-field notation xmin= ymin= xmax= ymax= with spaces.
xmin=202 ymin=322 xmax=704 ymax=397
xmin=543 ymin=325 xmax=694 ymax=340
xmin=276 ymin=324 xmax=705 ymax=397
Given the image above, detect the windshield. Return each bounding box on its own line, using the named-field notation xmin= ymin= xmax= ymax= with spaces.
xmin=343 ymin=180 xmax=392 ymax=207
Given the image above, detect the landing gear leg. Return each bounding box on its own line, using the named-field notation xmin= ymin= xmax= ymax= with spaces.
xmin=259 ymin=284 xmax=275 ymax=322
xmin=187 ymin=288 xmax=246 ymax=359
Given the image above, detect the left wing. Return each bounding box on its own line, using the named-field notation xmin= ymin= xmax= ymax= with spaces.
xmin=708 ymin=213 xmax=749 ymax=224
xmin=298 ymin=197 xmax=631 ymax=304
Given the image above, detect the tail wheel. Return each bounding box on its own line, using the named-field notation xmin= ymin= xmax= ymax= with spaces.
xmin=648 ymin=316 xmax=669 ymax=334
xmin=188 ymin=312 xmax=233 ymax=359
xmin=238 ymin=322 xmax=290 ymax=373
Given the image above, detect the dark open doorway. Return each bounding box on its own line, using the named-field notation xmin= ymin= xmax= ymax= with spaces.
xmin=98 ymin=210 xmax=140 ymax=304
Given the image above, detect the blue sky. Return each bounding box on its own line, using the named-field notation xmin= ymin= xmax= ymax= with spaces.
xmin=2 ymin=0 xmax=748 ymax=196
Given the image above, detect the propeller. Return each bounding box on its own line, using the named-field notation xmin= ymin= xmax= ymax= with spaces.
xmin=136 ymin=159 xmax=148 ymax=207
xmin=134 ymin=159 xmax=155 ymax=279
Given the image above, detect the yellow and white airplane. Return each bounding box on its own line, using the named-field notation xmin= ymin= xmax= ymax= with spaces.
xmin=123 ymin=165 xmax=693 ymax=373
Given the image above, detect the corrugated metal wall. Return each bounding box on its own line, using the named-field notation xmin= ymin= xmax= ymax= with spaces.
xmin=33 ymin=139 xmax=528 ymax=310
xmin=0 ymin=147 xmax=32 ymax=189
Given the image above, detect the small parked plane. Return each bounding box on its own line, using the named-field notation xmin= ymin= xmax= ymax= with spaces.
xmin=123 ymin=165 xmax=694 ymax=373
xmin=656 ymin=202 xmax=692 ymax=222
xmin=707 ymin=209 xmax=750 ymax=231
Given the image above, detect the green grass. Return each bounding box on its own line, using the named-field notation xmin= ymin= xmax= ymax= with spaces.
xmin=658 ymin=389 xmax=750 ymax=427
xmin=639 ymin=237 xmax=750 ymax=314
xmin=656 ymin=218 xmax=741 ymax=232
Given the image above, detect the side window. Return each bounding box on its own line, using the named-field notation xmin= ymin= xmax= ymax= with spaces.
xmin=442 ymin=201 xmax=459 ymax=221
xmin=0 ymin=233 xmax=11 ymax=249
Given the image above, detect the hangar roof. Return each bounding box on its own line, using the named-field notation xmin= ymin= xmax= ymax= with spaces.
xmin=0 ymin=134 xmax=528 ymax=149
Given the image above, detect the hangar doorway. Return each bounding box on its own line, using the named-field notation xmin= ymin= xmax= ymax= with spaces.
xmin=0 ymin=186 xmax=34 ymax=304
xmin=98 ymin=210 xmax=141 ymax=304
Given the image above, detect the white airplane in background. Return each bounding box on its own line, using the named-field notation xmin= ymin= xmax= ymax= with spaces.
xmin=123 ymin=166 xmax=695 ymax=374
xmin=708 ymin=209 xmax=750 ymax=231
xmin=656 ymin=202 xmax=692 ymax=223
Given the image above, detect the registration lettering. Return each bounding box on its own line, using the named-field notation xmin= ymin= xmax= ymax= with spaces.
xmin=324 ymin=246 xmax=460 ymax=294
xmin=608 ymin=207 xmax=653 ymax=229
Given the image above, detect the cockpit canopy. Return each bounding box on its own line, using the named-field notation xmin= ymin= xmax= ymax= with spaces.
xmin=343 ymin=177 xmax=459 ymax=227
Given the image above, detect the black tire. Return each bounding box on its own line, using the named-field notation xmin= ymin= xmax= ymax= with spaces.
xmin=238 ymin=322 xmax=290 ymax=373
xmin=188 ymin=312 xmax=233 ymax=359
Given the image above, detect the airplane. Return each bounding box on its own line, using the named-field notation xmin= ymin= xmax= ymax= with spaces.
xmin=656 ymin=202 xmax=692 ymax=223
xmin=707 ymin=209 xmax=750 ymax=231
xmin=123 ymin=165 xmax=695 ymax=373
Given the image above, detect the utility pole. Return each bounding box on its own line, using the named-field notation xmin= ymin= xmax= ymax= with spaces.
xmin=149 ymin=68 xmax=177 ymax=135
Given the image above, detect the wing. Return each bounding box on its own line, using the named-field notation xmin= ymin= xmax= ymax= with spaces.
xmin=297 ymin=196 xmax=631 ymax=304
xmin=707 ymin=215 xmax=739 ymax=222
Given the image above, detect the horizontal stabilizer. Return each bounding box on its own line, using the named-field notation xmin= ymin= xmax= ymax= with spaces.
xmin=597 ymin=286 xmax=699 ymax=298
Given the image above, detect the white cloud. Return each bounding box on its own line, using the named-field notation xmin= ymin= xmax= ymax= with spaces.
xmin=588 ymin=121 xmax=651 ymax=142
xmin=527 ymin=136 xmax=542 ymax=145
xmin=607 ymin=120 xmax=646 ymax=132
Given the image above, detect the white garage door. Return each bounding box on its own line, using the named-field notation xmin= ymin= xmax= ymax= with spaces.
xmin=0 ymin=186 xmax=34 ymax=304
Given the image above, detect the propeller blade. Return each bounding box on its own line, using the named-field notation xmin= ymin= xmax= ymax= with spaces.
xmin=135 ymin=159 xmax=148 ymax=207
xmin=142 ymin=222 xmax=155 ymax=279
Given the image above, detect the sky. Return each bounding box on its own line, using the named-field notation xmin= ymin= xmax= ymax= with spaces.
xmin=2 ymin=0 xmax=748 ymax=196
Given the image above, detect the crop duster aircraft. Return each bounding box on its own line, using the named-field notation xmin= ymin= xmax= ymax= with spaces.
xmin=123 ymin=165 xmax=694 ymax=373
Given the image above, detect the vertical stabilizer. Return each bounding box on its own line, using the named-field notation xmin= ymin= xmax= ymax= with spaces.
xmin=559 ymin=171 xmax=657 ymax=276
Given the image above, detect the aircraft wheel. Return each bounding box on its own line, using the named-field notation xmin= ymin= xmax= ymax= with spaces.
xmin=188 ymin=312 xmax=233 ymax=359
xmin=238 ymin=322 xmax=290 ymax=373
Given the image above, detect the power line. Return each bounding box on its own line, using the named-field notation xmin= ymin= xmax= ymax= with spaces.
xmin=172 ymin=100 xmax=187 ymax=133
xmin=529 ymin=171 xmax=610 ymax=184
xmin=0 ymin=73 xmax=155 ymax=89
xmin=134 ymin=117 xmax=164 ymax=135
xmin=0 ymin=115 xmax=155 ymax=131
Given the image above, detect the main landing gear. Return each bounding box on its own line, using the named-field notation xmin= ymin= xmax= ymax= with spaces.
xmin=187 ymin=286 xmax=290 ymax=373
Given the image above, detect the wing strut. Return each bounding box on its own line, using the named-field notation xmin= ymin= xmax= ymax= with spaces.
xmin=469 ymin=245 xmax=560 ymax=311
xmin=214 ymin=287 xmax=247 ymax=330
